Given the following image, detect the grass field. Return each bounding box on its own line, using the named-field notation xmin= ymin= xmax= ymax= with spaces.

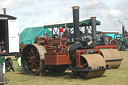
xmin=4 ymin=51 xmax=128 ymax=85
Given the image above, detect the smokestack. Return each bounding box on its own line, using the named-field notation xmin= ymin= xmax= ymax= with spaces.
xmin=122 ymin=25 xmax=125 ymax=40
xmin=3 ymin=8 xmax=6 ymax=15
xmin=122 ymin=25 xmax=125 ymax=35
xmin=90 ymin=17 xmax=97 ymax=44
xmin=72 ymin=6 xmax=80 ymax=44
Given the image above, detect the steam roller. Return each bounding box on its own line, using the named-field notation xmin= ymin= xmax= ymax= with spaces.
xmin=100 ymin=49 xmax=123 ymax=68
xmin=72 ymin=54 xmax=106 ymax=78
xmin=21 ymin=6 xmax=123 ymax=79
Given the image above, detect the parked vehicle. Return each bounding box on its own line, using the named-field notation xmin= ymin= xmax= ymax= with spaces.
xmin=21 ymin=6 xmax=122 ymax=79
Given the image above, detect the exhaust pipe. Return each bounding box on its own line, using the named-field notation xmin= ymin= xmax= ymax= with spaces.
xmin=122 ymin=25 xmax=125 ymax=35
xmin=122 ymin=25 xmax=125 ymax=39
xmin=69 ymin=6 xmax=81 ymax=61
xmin=90 ymin=17 xmax=97 ymax=44
xmin=72 ymin=6 xmax=80 ymax=44
xmin=3 ymin=8 xmax=6 ymax=15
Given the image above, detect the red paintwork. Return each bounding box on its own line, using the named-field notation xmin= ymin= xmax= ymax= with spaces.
xmin=75 ymin=49 xmax=100 ymax=68
xmin=126 ymin=33 xmax=128 ymax=37
xmin=21 ymin=44 xmax=27 ymax=50
xmin=45 ymin=53 xmax=71 ymax=65
xmin=75 ymin=45 xmax=117 ymax=68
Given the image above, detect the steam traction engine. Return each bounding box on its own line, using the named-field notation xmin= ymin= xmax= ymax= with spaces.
xmin=21 ymin=6 xmax=122 ymax=79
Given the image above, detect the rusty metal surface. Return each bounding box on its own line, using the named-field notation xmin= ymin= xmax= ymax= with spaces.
xmin=20 ymin=44 xmax=27 ymax=50
xmin=106 ymin=61 xmax=121 ymax=68
xmin=81 ymin=54 xmax=106 ymax=78
xmin=86 ymin=70 xmax=105 ymax=78
xmin=33 ymin=44 xmax=47 ymax=76
xmin=100 ymin=49 xmax=122 ymax=68
xmin=21 ymin=44 xmax=47 ymax=76
xmin=45 ymin=53 xmax=70 ymax=65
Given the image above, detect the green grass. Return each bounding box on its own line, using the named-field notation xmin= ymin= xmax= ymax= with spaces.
xmin=5 ymin=51 xmax=128 ymax=85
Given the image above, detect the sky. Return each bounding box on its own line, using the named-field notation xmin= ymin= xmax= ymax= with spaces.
xmin=0 ymin=0 xmax=128 ymax=33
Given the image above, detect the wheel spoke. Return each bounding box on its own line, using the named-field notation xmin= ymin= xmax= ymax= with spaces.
xmin=28 ymin=47 xmax=35 ymax=56
xmin=83 ymin=63 xmax=88 ymax=67
xmin=34 ymin=63 xmax=39 ymax=69
xmin=28 ymin=60 xmax=32 ymax=64
xmin=27 ymin=56 xmax=31 ymax=58
xmin=36 ymin=60 xmax=40 ymax=63
xmin=29 ymin=63 xmax=33 ymax=69
xmin=34 ymin=52 xmax=39 ymax=57
xmin=28 ymin=49 xmax=33 ymax=56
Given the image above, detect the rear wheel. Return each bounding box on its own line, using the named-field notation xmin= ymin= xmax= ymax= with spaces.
xmin=118 ymin=41 xmax=123 ymax=51
xmin=104 ymin=36 xmax=110 ymax=45
xmin=110 ymin=39 xmax=118 ymax=46
xmin=21 ymin=44 xmax=46 ymax=76
xmin=122 ymin=44 xmax=125 ymax=51
xmin=100 ymin=35 xmax=110 ymax=45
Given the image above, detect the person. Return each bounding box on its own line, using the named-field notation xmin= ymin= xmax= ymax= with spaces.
xmin=17 ymin=57 xmax=21 ymax=68
xmin=80 ymin=31 xmax=83 ymax=36
xmin=79 ymin=31 xmax=85 ymax=41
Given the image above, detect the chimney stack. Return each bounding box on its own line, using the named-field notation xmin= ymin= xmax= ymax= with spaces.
xmin=122 ymin=25 xmax=125 ymax=35
xmin=72 ymin=6 xmax=80 ymax=44
xmin=122 ymin=25 xmax=125 ymax=39
xmin=90 ymin=17 xmax=97 ymax=44
xmin=3 ymin=8 xmax=6 ymax=15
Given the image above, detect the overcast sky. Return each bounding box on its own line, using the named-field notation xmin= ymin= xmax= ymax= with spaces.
xmin=0 ymin=0 xmax=128 ymax=33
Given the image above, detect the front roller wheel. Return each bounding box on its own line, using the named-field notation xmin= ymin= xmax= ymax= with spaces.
xmin=21 ymin=44 xmax=47 ymax=76
xmin=72 ymin=54 xmax=106 ymax=79
xmin=100 ymin=49 xmax=122 ymax=68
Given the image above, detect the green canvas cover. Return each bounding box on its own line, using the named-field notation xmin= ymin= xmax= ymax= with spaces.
xmin=19 ymin=26 xmax=52 ymax=46
xmin=44 ymin=19 xmax=101 ymax=28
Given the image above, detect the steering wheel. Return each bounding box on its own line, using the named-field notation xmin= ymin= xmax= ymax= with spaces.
xmin=43 ymin=32 xmax=50 ymax=37
xmin=52 ymin=34 xmax=59 ymax=38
